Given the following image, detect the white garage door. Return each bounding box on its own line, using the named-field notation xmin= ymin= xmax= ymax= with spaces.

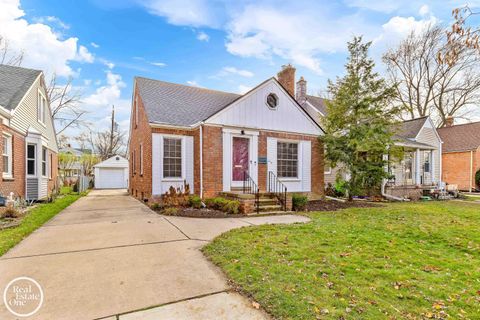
xmin=97 ymin=168 xmax=126 ymax=189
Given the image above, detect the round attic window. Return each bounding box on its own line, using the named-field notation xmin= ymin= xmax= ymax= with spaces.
xmin=266 ymin=93 xmax=278 ymax=109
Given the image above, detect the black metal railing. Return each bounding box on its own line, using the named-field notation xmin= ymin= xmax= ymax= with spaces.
xmin=243 ymin=171 xmax=260 ymax=214
xmin=268 ymin=171 xmax=287 ymax=211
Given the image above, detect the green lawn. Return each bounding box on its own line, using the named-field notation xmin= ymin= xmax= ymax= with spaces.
xmin=203 ymin=202 xmax=480 ymax=319
xmin=0 ymin=191 xmax=82 ymax=256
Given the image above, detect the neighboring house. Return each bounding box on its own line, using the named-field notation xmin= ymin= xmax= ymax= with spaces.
xmin=295 ymin=76 xmax=443 ymax=199
xmin=0 ymin=65 xmax=59 ymax=200
xmin=129 ymin=65 xmax=325 ymax=211
xmin=94 ymin=155 xmax=129 ymax=189
xmin=438 ymin=120 xmax=480 ymax=191
xmin=58 ymin=145 xmax=93 ymax=182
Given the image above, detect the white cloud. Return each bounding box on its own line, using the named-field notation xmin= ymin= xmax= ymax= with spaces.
xmin=150 ymin=61 xmax=167 ymax=67
xmin=33 ymin=16 xmax=70 ymax=30
xmin=90 ymin=42 xmax=100 ymax=48
xmin=81 ymin=71 xmax=130 ymax=132
xmin=196 ymin=31 xmax=209 ymax=41
xmin=220 ymin=66 xmax=254 ymax=77
xmin=419 ymin=4 xmax=430 ymax=16
xmin=140 ymin=0 xmax=221 ymax=27
xmin=237 ymin=84 xmax=252 ymax=94
xmin=186 ymin=80 xmax=202 ymax=87
xmin=83 ymin=79 xmax=92 ymax=86
xmin=0 ymin=0 xmax=93 ymax=77
xmin=375 ymin=15 xmax=439 ymax=47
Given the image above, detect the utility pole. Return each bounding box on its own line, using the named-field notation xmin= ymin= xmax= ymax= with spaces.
xmin=109 ymin=105 xmax=115 ymax=158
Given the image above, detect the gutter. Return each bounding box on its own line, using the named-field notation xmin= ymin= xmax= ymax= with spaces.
xmin=200 ymin=122 xmax=204 ymax=199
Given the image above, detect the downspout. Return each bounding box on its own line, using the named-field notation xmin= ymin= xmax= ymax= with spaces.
xmin=200 ymin=122 xmax=204 ymax=199
xmin=470 ymin=150 xmax=474 ymax=193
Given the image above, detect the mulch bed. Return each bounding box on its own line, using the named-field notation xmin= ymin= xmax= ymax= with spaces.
xmin=306 ymin=200 xmax=381 ymax=212
xmin=156 ymin=207 xmax=246 ymax=218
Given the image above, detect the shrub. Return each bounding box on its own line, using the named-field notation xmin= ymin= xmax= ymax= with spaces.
xmin=163 ymin=185 xmax=190 ymax=207
xmin=223 ymin=200 xmax=240 ymax=214
xmin=189 ymin=195 xmax=203 ymax=209
xmin=163 ymin=207 xmax=179 ymax=216
xmin=476 ymin=169 xmax=480 ymax=190
xmin=292 ymin=194 xmax=308 ymax=211
xmin=150 ymin=202 xmax=163 ymax=211
xmin=334 ymin=179 xmax=348 ymax=197
xmin=1 ymin=207 xmax=19 ymax=218
xmin=205 ymin=197 xmax=240 ymax=214
xmin=205 ymin=197 xmax=228 ymax=210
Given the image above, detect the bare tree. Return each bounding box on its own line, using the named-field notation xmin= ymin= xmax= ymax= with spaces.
xmin=441 ymin=6 xmax=479 ymax=66
xmin=0 ymin=35 xmax=23 ymax=66
xmin=93 ymin=106 xmax=126 ymax=160
xmin=383 ymin=25 xmax=480 ymax=127
xmin=47 ymin=74 xmax=86 ymax=135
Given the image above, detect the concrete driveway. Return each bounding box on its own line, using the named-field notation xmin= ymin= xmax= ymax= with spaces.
xmin=0 ymin=189 xmax=310 ymax=320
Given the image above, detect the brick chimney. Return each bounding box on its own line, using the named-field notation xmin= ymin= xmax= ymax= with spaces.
xmin=445 ymin=116 xmax=454 ymax=127
xmin=277 ymin=64 xmax=296 ymax=96
xmin=296 ymin=76 xmax=307 ymax=105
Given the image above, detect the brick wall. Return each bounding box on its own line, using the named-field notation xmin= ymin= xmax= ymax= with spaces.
xmin=129 ymin=88 xmax=201 ymax=201
xmin=442 ymin=151 xmax=479 ymax=191
xmin=202 ymin=125 xmax=223 ymax=198
xmin=0 ymin=124 xmax=26 ymax=198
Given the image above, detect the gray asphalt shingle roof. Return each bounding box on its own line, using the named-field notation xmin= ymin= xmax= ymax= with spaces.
xmin=0 ymin=64 xmax=41 ymax=110
xmin=306 ymin=95 xmax=327 ymax=115
xmin=394 ymin=117 xmax=428 ymax=140
xmin=136 ymin=77 xmax=241 ymax=126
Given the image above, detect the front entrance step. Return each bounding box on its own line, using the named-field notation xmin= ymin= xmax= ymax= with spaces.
xmin=257 ymin=204 xmax=283 ymax=212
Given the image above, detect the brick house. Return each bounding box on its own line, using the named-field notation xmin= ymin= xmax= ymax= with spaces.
xmin=438 ymin=120 xmax=480 ymax=191
xmin=129 ymin=65 xmax=325 ymax=211
xmin=295 ymin=77 xmax=443 ymax=199
xmin=0 ymin=65 xmax=59 ymax=200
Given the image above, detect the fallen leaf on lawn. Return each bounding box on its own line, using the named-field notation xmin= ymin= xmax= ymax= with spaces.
xmin=320 ymin=308 xmax=329 ymax=315
xmin=393 ymin=281 xmax=403 ymax=290
xmin=327 ymin=282 xmax=334 ymax=289
xmin=424 ymin=311 xmax=434 ymax=318
xmin=432 ymin=301 xmax=445 ymax=310
xmin=423 ymin=265 xmax=441 ymax=273
xmin=252 ymin=302 xmax=260 ymax=309
xmin=340 ymin=252 xmax=351 ymax=258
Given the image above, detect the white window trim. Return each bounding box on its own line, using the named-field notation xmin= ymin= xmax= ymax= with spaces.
xmin=41 ymin=147 xmax=48 ymax=177
xmin=162 ymin=137 xmax=183 ymax=179
xmin=27 ymin=143 xmax=37 ymax=176
xmin=37 ymin=90 xmax=47 ymax=126
xmin=276 ymin=140 xmax=299 ymax=179
xmin=2 ymin=133 xmax=12 ymax=179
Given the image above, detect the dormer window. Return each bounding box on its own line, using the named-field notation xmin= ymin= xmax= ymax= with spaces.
xmin=266 ymin=93 xmax=278 ymax=109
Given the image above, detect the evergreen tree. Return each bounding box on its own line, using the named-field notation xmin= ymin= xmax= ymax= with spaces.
xmin=323 ymin=37 xmax=400 ymax=199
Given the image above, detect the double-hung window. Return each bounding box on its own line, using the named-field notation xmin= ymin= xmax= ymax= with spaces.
xmin=423 ymin=151 xmax=431 ymax=173
xmin=27 ymin=144 xmax=36 ymax=176
xmin=38 ymin=92 xmax=46 ymax=124
xmin=42 ymin=147 xmax=48 ymax=177
xmin=2 ymin=134 xmax=12 ymax=178
xmin=277 ymin=141 xmax=298 ymax=178
xmin=163 ymin=138 xmax=182 ymax=178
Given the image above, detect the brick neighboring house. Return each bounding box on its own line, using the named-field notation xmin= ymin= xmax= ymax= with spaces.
xmin=0 ymin=65 xmax=59 ymax=200
xmin=438 ymin=120 xmax=480 ymax=191
xmin=129 ymin=65 xmax=325 ymax=211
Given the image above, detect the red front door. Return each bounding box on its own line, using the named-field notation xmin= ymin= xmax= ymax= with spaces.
xmin=232 ymin=137 xmax=249 ymax=182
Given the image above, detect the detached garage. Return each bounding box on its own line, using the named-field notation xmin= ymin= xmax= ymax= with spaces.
xmin=94 ymin=155 xmax=129 ymax=189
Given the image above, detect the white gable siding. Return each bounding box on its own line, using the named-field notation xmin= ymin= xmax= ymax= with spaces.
xmin=206 ymin=80 xmax=322 ymax=136
xmin=10 ymin=76 xmax=58 ymax=152
xmin=416 ymin=119 xmax=442 ymax=183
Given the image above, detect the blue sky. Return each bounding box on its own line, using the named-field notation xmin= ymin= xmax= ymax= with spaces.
xmin=1 ymin=0 xmax=479 ymax=140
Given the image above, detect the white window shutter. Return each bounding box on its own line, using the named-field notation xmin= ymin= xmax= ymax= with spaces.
xmin=267 ymin=137 xmax=277 ymax=176
xmin=301 ymin=140 xmax=311 ymax=192
xmin=185 ymin=136 xmax=194 ymax=193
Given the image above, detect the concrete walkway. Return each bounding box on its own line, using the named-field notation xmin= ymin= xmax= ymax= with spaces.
xmin=0 ymin=189 xmax=310 ymax=319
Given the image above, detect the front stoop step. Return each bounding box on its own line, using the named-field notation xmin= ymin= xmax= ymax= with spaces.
xmin=222 ymin=191 xmax=286 ymax=214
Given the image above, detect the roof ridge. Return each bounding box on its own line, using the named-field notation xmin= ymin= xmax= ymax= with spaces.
xmin=135 ymin=76 xmax=240 ymax=96
xmin=437 ymin=121 xmax=480 ymax=130
xmin=0 ymin=64 xmax=42 ymax=74
xmin=401 ymin=116 xmax=428 ymax=123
